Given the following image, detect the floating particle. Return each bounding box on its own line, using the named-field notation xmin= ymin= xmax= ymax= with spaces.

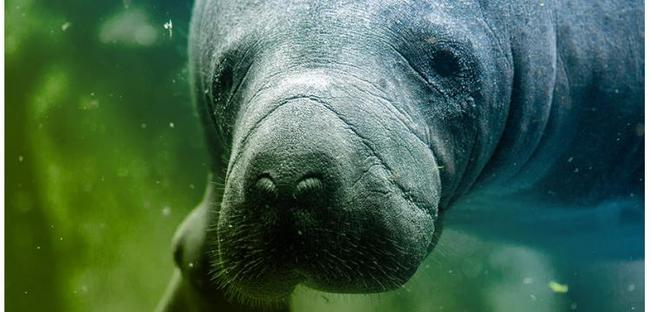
xmin=18 ymin=155 xmax=24 ymax=162
xmin=523 ymin=277 xmax=533 ymax=284
xmin=163 ymin=19 xmax=173 ymax=37
xmin=548 ymin=281 xmax=569 ymax=293
xmin=61 ymin=22 xmax=71 ymax=31
xmin=162 ymin=207 xmax=171 ymax=216
xmin=169 ymin=122 xmax=175 ymax=128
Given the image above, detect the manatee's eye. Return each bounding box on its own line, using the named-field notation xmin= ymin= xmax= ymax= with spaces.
xmin=431 ymin=49 xmax=462 ymax=78
xmin=425 ymin=42 xmax=480 ymax=96
xmin=428 ymin=41 xmax=479 ymax=82
xmin=212 ymin=60 xmax=234 ymax=105
xmin=208 ymin=58 xmax=236 ymax=138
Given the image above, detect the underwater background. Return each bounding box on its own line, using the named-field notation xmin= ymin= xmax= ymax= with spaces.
xmin=5 ymin=1 xmax=643 ymax=311
xmin=6 ymin=1 xmax=202 ymax=311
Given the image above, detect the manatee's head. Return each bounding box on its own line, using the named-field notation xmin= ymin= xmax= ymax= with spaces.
xmin=189 ymin=0 xmax=510 ymax=304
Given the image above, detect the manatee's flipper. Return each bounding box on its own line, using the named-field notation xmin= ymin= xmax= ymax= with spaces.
xmin=156 ymin=200 xmax=215 ymax=312
xmin=156 ymin=270 xmax=214 ymax=312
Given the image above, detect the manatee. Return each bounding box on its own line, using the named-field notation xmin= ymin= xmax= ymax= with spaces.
xmin=157 ymin=0 xmax=644 ymax=311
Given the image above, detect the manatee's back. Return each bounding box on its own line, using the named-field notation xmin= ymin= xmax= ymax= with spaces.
xmin=449 ymin=0 xmax=644 ymax=260
xmin=470 ymin=0 xmax=643 ymax=205
xmin=539 ymin=0 xmax=644 ymax=202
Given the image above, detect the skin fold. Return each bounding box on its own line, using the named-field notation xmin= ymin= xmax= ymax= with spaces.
xmin=158 ymin=0 xmax=643 ymax=311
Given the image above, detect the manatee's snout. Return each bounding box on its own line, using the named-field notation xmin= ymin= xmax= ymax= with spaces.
xmin=244 ymin=142 xmax=338 ymax=210
xmin=238 ymin=139 xmax=345 ymax=261
xmin=246 ymin=152 xmax=337 ymax=221
xmin=215 ymin=96 xmax=439 ymax=302
xmin=254 ymin=174 xmax=327 ymax=204
xmin=236 ymin=99 xmax=346 ymax=235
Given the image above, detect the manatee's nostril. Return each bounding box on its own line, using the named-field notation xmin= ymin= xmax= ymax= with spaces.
xmin=255 ymin=176 xmax=278 ymax=199
xmin=294 ymin=177 xmax=324 ymax=199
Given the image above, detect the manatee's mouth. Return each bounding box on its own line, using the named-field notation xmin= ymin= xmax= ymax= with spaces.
xmin=211 ymin=185 xmax=434 ymax=304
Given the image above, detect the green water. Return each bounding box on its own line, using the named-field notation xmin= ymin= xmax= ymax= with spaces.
xmin=6 ymin=1 xmax=203 ymax=311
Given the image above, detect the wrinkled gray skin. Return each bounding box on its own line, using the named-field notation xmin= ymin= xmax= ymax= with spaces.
xmin=157 ymin=0 xmax=643 ymax=311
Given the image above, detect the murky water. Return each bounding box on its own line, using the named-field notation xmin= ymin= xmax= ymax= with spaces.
xmin=6 ymin=1 xmax=643 ymax=311
xmin=7 ymin=1 xmax=200 ymax=311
